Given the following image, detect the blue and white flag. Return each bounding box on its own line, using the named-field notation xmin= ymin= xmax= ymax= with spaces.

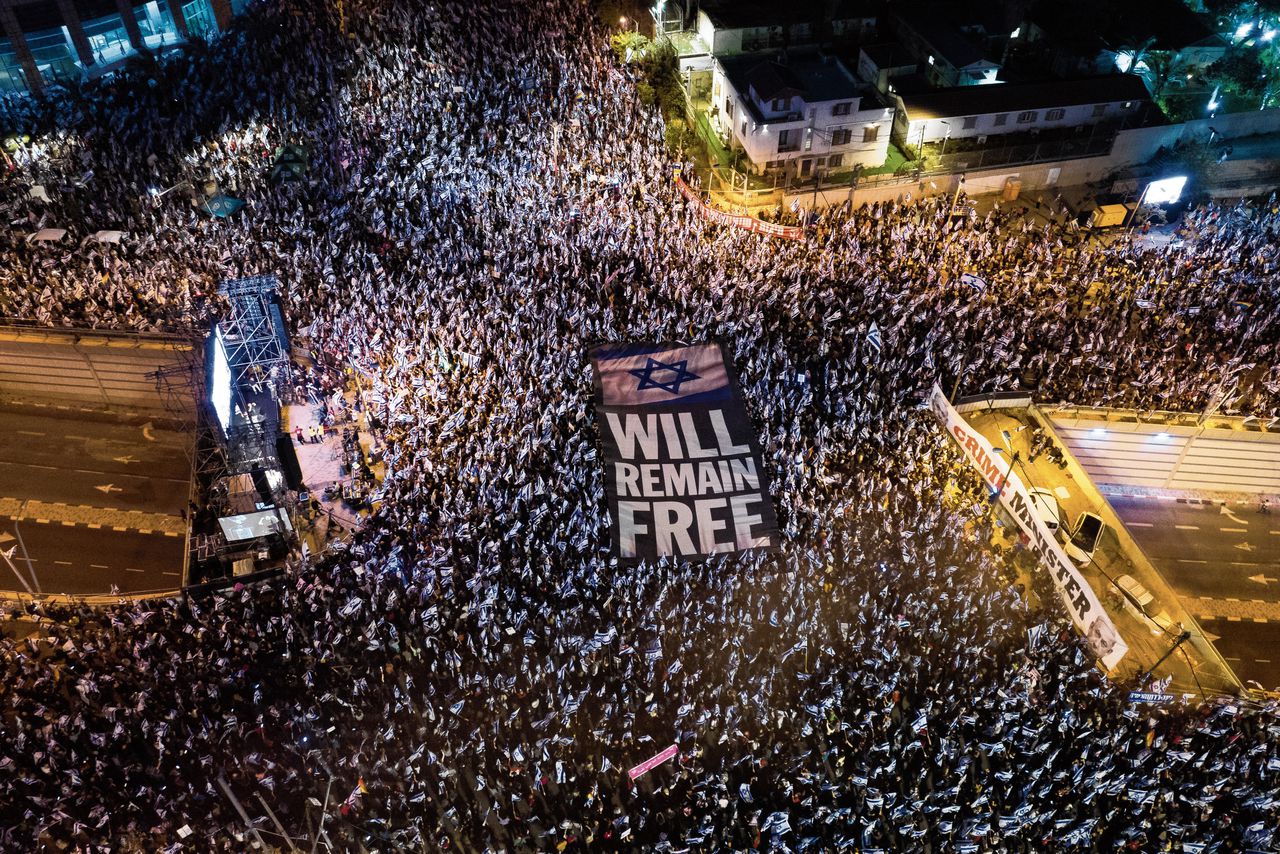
xmin=865 ymin=323 xmax=883 ymax=354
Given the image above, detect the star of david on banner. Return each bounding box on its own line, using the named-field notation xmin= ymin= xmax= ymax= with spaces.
xmin=629 ymin=358 xmax=700 ymax=394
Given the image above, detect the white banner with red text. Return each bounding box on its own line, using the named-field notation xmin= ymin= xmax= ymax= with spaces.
xmin=928 ymin=385 xmax=1128 ymax=671
xmin=674 ymin=177 xmax=805 ymax=240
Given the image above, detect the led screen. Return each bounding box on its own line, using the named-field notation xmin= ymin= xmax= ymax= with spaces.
xmin=211 ymin=328 xmax=233 ymax=432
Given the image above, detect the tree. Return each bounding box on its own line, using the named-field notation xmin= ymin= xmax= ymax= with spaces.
xmin=1208 ymin=46 xmax=1267 ymax=97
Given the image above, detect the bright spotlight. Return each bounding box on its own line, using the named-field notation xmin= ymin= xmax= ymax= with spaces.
xmin=1144 ymin=176 xmax=1187 ymax=205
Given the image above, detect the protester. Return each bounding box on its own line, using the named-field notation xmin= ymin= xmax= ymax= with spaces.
xmin=0 ymin=0 xmax=1278 ymax=851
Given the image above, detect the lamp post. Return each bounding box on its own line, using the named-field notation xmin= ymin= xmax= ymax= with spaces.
xmin=1124 ymin=181 xmax=1152 ymax=234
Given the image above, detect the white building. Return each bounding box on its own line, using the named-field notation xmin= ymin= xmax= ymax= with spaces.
xmin=688 ymin=0 xmax=876 ymax=57
xmin=711 ymin=50 xmax=894 ymax=177
xmin=896 ymin=75 xmax=1156 ymax=146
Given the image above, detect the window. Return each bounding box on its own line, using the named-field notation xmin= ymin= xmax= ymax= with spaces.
xmin=828 ymin=153 xmax=844 ymax=167
xmin=962 ymin=116 xmax=977 ymax=130
xmin=993 ymin=113 xmax=1008 ymax=126
xmin=1016 ymin=110 xmax=1038 ymax=123
xmin=777 ymin=129 xmax=799 ymax=152
xmin=741 ymin=121 xmax=748 ymax=137
xmin=832 ymin=102 xmax=852 ymax=116
xmin=831 ymin=128 xmax=852 ymax=146
xmin=725 ymin=98 xmax=734 ymax=118
xmin=862 ymin=126 xmax=879 ymax=143
xmin=1045 ymin=108 xmax=1065 ymax=121
xmin=771 ymin=97 xmax=788 ymax=111
xmin=1092 ymin=104 xmax=1107 ymax=117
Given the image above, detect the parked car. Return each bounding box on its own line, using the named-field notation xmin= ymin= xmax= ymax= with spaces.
xmin=1064 ymin=512 xmax=1105 ymax=565
xmin=1114 ymin=573 xmax=1154 ymax=621
xmin=1028 ymin=487 xmax=1062 ymax=536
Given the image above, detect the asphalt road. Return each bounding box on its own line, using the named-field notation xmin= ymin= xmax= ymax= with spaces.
xmin=1197 ymin=619 xmax=1280 ymax=694
xmin=0 ymin=521 xmax=184 ymax=595
xmin=1109 ymin=495 xmax=1280 ymax=690
xmin=0 ymin=406 xmax=190 ymax=594
xmin=0 ymin=408 xmax=190 ymax=513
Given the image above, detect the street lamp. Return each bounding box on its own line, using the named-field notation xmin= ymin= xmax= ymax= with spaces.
xmin=619 ymin=15 xmax=638 ymax=32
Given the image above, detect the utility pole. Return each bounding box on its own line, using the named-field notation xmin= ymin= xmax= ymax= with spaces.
xmin=217 ymin=775 xmax=269 ymax=851
xmin=12 ymin=499 xmax=38 ymax=593
xmin=991 ymin=451 xmax=1019 ymax=503
xmin=1138 ymin=630 xmax=1192 ymax=684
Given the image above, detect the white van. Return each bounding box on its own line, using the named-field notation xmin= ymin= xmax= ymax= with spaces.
xmin=1028 ymin=487 xmax=1062 ymax=536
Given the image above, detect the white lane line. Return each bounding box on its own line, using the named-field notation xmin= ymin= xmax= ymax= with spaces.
xmin=1231 ymin=562 xmax=1261 ymax=567
xmin=1221 ymin=527 xmax=1248 ymax=533
xmin=1226 ymin=656 xmax=1243 ymax=661
xmin=89 ymin=564 xmax=108 ymax=569
xmin=16 ymin=430 xmax=45 ymax=436
xmin=1175 ymin=524 xmax=1199 ymax=530
xmin=1127 ymin=521 xmax=1154 ymax=527
xmin=1177 ymin=559 xmax=1208 ymax=564
xmin=124 ymin=567 xmax=144 ymax=573
xmin=53 ymin=560 xmax=72 ymax=566
xmin=1259 ymin=659 xmax=1272 ymax=664
xmin=162 ymin=571 xmax=180 ymax=577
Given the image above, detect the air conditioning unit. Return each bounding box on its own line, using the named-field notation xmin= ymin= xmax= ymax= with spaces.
xmin=976 ymin=135 xmax=987 ymax=145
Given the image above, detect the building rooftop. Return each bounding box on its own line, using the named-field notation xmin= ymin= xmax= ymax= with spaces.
xmin=721 ymin=50 xmax=866 ymax=105
xmin=701 ymin=0 xmax=823 ymax=29
xmin=859 ymin=43 xmax=919 ymax=71
xmin=895 ymin=7 xmax=991 ymax=70
xmin=899 ymin=74 xmax=1154 ymax=120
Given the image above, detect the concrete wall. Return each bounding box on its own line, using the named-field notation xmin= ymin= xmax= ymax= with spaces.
xmin=0 ymin=326 xmax=198 ymax=417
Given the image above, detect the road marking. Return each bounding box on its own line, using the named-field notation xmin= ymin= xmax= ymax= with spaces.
xmin=1220 ymin=505 xmax=1249 ymax=526
xmin=162 ymin=571 xmax=180 ymax=577
xmin=53 ymin=560 xmax=72 ymax=566
xmin=89 ymin=564 xmax=108 ymax=569
xmin=1126 ymin=521 xmax=1154 ymax=527
xmin=16 ymin=430 xmax=45 ymax=436
xmin=1175 ymin=524 xmax=1199 ymax=530
xmin=1177 ymin=559 xmax=1208 ymax=564
xmin=60 ymin=520 xmax=75 ymax=527
xmin=1231 ymin=561 xmax=1260 ymax=566
xmin=1254 ymin=618 xmax=1269 ymax=624
xmin=1259 ymin=659 xmax=1272 ymax=663
xmin=1227 ymin=616 xmax=1242 ymax=621
xmin=163 ymin=531 xmax=181 ymax=537
xmin=1226 ymin=656 xmax=1243 ymax=661
xmin=124 ymin=567 xmax=144 ymax=573
xmin=1221 ymin=527 xmax=1248 ymax=533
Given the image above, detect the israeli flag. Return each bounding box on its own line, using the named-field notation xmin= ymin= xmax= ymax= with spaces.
xmin=866 ymin=323 xmax=883 ymax=354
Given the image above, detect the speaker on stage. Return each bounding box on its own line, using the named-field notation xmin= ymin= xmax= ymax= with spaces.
xmin=275 ymin=433 xmax=305 ymax=491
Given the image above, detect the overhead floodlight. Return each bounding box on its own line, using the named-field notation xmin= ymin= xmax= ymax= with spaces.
xmin=1144 ymin=176 xmax=1187 ymax=205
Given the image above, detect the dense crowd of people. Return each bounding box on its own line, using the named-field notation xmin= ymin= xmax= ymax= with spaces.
xmin=2 ymin=0 xmax=1280 ymax=850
